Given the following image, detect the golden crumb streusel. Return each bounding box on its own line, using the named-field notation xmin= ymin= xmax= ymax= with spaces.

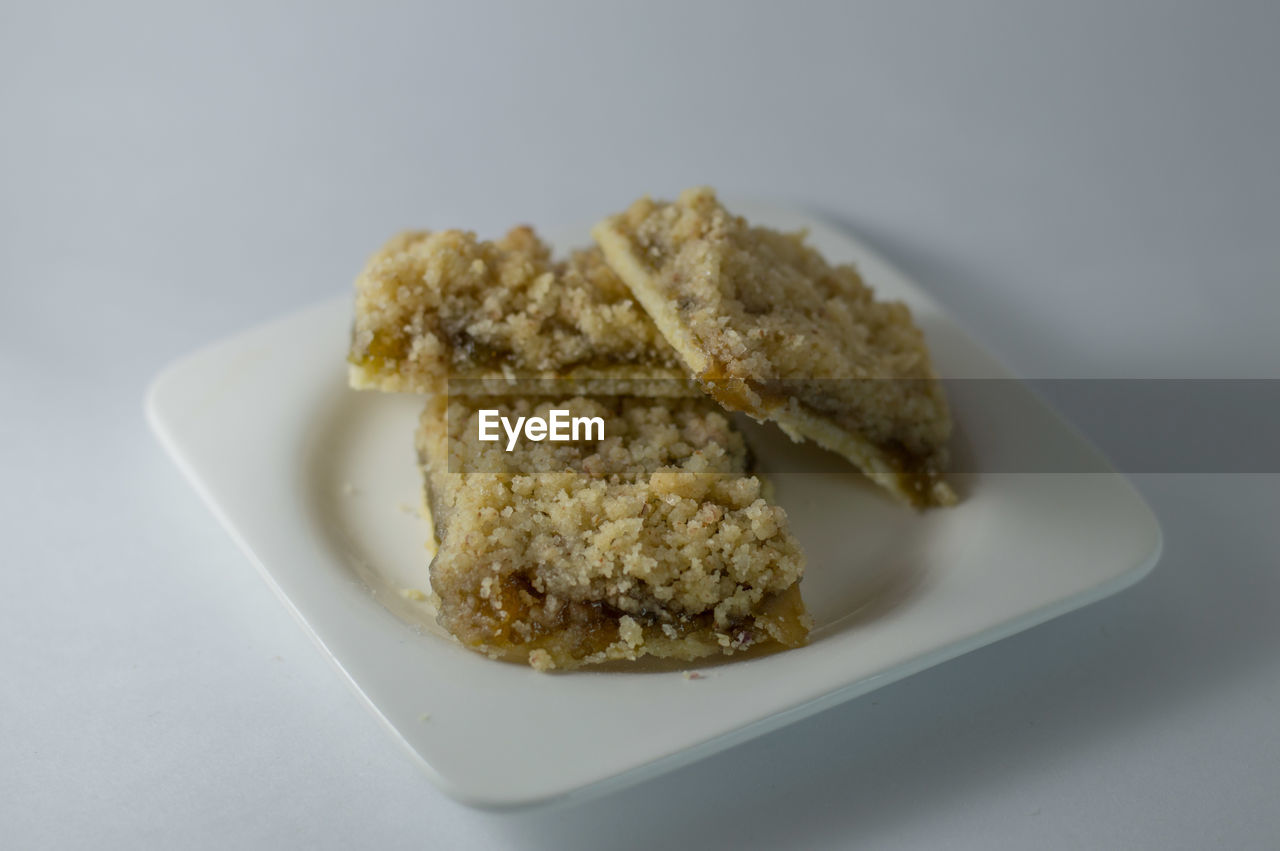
xmin=416 ymin=395 xmax=809 ymax=671
xmin=348 ymin=227 xmax=694 ymax=395
xmin=592 ymin=187 xmax=955 ymax=507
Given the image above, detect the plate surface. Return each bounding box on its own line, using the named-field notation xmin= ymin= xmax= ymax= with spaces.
xmin=146 ymin=204 xmax=1161 ymax=809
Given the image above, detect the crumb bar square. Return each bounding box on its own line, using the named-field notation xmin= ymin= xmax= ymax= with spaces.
xmin=416 ymin=394 xmax=809 ymax=671
xmin=592 ymin=188 xmax=955 ymax=507
xmin=349 ymin=227 xmax=694 ymax=395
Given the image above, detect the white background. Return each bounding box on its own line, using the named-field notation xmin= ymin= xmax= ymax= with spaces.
xmin=4 ymin=1 xmax=1278 ymax=848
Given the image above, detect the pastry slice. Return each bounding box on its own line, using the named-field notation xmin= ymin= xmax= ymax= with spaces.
xmin=417 ymin=394 xmax=809 ymax=671
xmin=592 ymin=187 xmax=955 ymax=507
xmin=349 ymin=227 xmax=694 ymax=395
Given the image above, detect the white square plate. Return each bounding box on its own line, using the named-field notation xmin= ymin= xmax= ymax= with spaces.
xmin=146 ymin=203 xmax=1161 ymax=810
